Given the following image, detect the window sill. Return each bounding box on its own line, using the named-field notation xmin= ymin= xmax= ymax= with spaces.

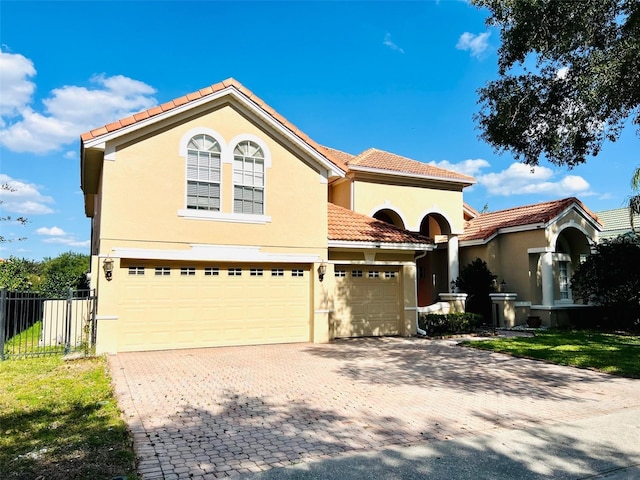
xmin=177 ymin=209 xmax=272 ymax=224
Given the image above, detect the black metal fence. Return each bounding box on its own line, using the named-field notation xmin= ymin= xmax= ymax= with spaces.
xmin=0 ymin=289 xmax=97 ymax=360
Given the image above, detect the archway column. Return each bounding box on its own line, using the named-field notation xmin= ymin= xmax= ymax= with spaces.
xmin=541 ymin=251 xmax=554 ymax=306
xmin=447 ymin=235 xmax=459 ymax=290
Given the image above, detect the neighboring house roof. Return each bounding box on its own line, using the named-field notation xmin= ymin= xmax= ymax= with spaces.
xmin=80 ymin=77 xmax=349 ymax=174
xmin=596 ymin=207 xmax=640 ymax=239
xmin=460 ymin=197 xmax=602 ymax=242
xmin=328 ymin=203 xmax=433 ymax=247
xmin=345 ymin=148 xmax=476 ymax=185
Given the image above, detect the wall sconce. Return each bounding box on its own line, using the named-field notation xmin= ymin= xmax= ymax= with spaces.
xmin=317 ymin=262 xmax=327 ymax=282
xmin=103 ymin=257 xmax=114 ymax=281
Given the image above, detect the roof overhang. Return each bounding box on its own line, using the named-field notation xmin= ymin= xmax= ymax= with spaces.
xmin=347 ymin=165 xmax=476 ymax=188
xmin=81 ymin=85 xmax=346 ymax=179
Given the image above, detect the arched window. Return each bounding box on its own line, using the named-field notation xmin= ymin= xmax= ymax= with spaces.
xmin=233 ymin=140 xmax=264 ymax=215
xmin=186 ymin=134 xmax=221 ymax=211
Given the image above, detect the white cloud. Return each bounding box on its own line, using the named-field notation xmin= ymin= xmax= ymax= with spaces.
xmin=0 ymin=49 xmax=157 ymax=154
xmin=383 ymin=33 xmax=405 ymax=54
xmin=36 ymin=226 xmax=66 ymax=236
xmin=63 ymin=151 xmax=76 ymax=159
xmin=0 ymin=49 xmax=36 ymax=123
xmin=429 ymin=158 xmax=490 ymax=177
xmin=456 ymin=31 xmax=491 ymax=58
xmin=0 ymin=174 xmax=54 ymax=214
xmin=42 ymin=237 xmax=90 ymax=247
xmin=477 ymin=162 xmax=592 ymax=197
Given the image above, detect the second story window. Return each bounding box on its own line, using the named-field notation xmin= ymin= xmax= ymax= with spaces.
xmin=186 ymin=134 xmax=221 ymax=211
xmin=233 ymin=141 xmax=264 ymax=215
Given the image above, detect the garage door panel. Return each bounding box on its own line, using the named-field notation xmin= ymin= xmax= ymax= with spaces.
xmin=332 ymin=266 xmax=401 ymax=338
xmin=117 ymin=263 xmax=310 ymax=351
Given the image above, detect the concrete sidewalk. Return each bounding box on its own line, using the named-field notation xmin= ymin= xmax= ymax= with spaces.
xmin=237 ymin=407 xmax=640 ymax=479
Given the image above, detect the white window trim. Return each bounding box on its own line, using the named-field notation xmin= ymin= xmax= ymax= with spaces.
xmin=226 ymin=134 xmax=271 ymax=167
xmin=180 ymin=128 xmax=225 ymax=213
xmin=177 ymin=209 xmax=271 ymax=224
xmin=178 ymin=127 xmax=227 ymax=158
xmin=229 ymin=134 xmax=270 ymax=217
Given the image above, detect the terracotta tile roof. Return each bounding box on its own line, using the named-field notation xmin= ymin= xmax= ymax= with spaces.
xmin=328 ymin=203 xmax=433 ymax=245
xmin=460 ymin=197 xmax=601 ymax=242
xmin=318 ymin=146 xmax=355 ymax=165
xmin=80 ymin=78 xmax=348 ymax=173
xmin=346 ymin=148 xmax=476 ymax=184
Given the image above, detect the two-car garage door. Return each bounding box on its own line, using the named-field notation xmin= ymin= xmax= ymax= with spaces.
xmin=117 ymin=262 xmax=311 ymax=352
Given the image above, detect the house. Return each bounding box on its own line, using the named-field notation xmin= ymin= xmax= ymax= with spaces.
xmin=80 ymin=79 xmax=475 ymax=353
xmin=459 ymin=198 xmax=603 ymax=327
xmin=595 ymin=207 xmax=640 ymax=240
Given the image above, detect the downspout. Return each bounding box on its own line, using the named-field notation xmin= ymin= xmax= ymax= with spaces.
xmin=414 ymin=250 xmax=428 ymax=336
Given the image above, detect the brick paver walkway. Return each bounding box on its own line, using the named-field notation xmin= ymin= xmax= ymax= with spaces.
xmin=108 ymin=337 xmax=640 ymax=479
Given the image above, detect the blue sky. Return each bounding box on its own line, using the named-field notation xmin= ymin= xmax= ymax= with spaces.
xmin=1 ymin=1 xmax=638 ymax=261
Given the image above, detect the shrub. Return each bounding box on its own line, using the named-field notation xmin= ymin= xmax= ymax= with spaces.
xmin=419 ymin=312 xmax=482 ymax=336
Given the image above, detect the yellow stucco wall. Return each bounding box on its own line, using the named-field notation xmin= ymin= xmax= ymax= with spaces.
xmin=329 ymin=179 xmax=351 ymax=210
xmin=351 ymin=178 xmax=465 ymax=233
xmin=97 ymin=103 xmax=328 ymax=257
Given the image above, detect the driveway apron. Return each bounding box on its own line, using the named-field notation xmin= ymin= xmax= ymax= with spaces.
xmin=107 ymin=337 xmax=640 ymax=479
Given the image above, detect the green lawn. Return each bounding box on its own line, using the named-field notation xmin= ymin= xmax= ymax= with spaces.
xmin=0 ymin=356 xmax=138 ymax=480
xmin=464 ymin=330 xmax=640 ymax=378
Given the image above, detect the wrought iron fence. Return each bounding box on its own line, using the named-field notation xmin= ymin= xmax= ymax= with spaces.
xmin=0 ymin=289 xmax=97 ymax=360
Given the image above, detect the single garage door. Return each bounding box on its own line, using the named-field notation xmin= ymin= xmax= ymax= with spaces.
xmin=332 ymin=265 xmax=401 ymax=338
xmin=116 ymin=261 xmax=311 ymax=352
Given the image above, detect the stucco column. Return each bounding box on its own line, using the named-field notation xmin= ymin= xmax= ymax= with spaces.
xmin=448 ymin=235 xmax=459 ymax=289
xmin=541 ymin=251 xmax=554 ymax=306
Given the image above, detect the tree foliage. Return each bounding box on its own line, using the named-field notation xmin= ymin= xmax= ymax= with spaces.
xmin=0 ymin=257 xmax=42 ymax=291
xmin=571 ymin=234 xmax=640 ymax=329
xmin=39 ymin=252 xmax=90 ymax=297
xmin=0 ymin=183 xmax=28 ymax=243
xmin=630 ymin=166 xmax=640 ymax=230
xmin=473 ymin=0 xmax=640 ymax=167
xmin=0 ymin=252 xmax=89 ymax=296
xmin=455 ymin=258 xmax=497 ymax=322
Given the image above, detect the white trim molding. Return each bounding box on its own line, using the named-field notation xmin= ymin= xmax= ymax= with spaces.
xmin=227 ymin=133 xmax=272 ymax=168
xmin=368 ymin=202 xmax=409 ymax=230
xmin=328 ymin=240 xmax=435 ymax=251
xmin=177 ymin=209 xmax=271 ymax=224
xmin=111 ymin=244 xmax=321 ymax=263
xmin=178 ymin=127 xmax=227 ymax=157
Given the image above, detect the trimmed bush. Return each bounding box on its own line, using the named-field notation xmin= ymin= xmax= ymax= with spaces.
xmin=418 ymin=312 xmax=482 ymax=336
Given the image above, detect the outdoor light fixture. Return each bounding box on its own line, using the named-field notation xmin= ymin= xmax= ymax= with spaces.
xmin=317 ymin=262 xmax=327 ymax=282
xmin=103 ymin=257 xmax=114 ymax=281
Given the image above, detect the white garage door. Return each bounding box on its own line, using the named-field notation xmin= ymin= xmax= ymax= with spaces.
xmin=116 ymin=262 xmax=311 ymax=352
xmin=332 ymin=265 xmax=401 ymax=338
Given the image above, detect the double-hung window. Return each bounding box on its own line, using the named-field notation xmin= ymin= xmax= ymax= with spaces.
xmin=233 ymin=141 xmax=264 ymax=215
xmin=186 ymin=134 xmax=221 ymax=211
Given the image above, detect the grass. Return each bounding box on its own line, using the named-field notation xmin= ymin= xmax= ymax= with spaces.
xmin=3 ymin=321 xmax=63 ymax=358
xmin=0 ymin=356 xmax=138 ymax=480
xmin=464 ymin=330 xmax=640 ymax=378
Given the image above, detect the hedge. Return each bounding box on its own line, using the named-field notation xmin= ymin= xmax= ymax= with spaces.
xmin=418 ymin=312 xmax=482 ymax=336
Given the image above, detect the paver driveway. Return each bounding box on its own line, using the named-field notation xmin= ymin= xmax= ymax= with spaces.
xmin=108 ymin=337 xmax=640 ymax=479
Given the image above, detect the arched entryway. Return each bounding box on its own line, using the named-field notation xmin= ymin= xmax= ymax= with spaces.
xmin=373 ymin=208 xmax=405 ymax=229
xmin=417 ymin=213 xmax=453 ymax=306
